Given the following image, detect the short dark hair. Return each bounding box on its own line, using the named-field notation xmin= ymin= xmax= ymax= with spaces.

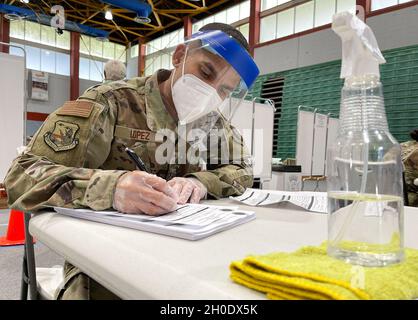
xmin=199 ymin=22 xmax=250 ymax=53
xmin=410 ymin=129 xmax=418 ymax=142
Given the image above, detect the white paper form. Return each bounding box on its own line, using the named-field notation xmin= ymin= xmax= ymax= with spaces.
xmin=54 ymin=204 xmax=255 ymax=241
xmin=93 ymin=204 xmax=240 ymax=227
xmin=230 ymin=188 xmax=328 ymax=213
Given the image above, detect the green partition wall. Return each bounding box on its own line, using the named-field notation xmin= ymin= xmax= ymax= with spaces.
xmin=249 ymin=44 xmax=418 ymax=160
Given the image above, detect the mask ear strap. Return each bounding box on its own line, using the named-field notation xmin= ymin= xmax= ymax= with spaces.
xmin=170 ymin=64 xmax=176 ymax=89
xmin=181 ymin=46 xmax=189 ymax=81
xmin=171 ymin=46 xmax=189 ymax=89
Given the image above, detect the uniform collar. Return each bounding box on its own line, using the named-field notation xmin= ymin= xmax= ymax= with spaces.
xmin=144 ymin=69 xmax=177 ymax=132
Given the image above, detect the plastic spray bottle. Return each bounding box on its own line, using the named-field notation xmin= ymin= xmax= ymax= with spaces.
xmin=327 ymin=12 xmax=404 ymax=267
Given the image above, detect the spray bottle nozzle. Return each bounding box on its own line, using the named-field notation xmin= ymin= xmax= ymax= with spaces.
xmin=332 ymin=12 xmax=386 ymax=79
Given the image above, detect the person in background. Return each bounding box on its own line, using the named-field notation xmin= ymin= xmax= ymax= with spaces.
xmin=103 ymin=59 xmax=126 ymax=82
xmin=401 ymin=129 xmax=418 ymax=206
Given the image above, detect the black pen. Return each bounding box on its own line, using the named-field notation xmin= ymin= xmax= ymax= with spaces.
xmin=125 ymin=147 xmax=148 ymax=172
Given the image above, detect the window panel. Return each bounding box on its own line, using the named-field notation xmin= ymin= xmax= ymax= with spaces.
xmin=214 ymin=10 xmax=227 ymax=23
xmin=238 ymin=23 xmax=250 ymax=42
xmin=25 ymin=45 xmax=41 ymax=70
xmin=262 ymin=0 xmax=278 ymax=11
xmin=260 ymin=14 xmax=277 ymax=43
xmin=295 ymin=1 xmax=314 ymax=33
xmin=315 ymin=0 xmax=336 ymax=27
xmin=40 ymin=25 xmax=56 ymax=46
xmin=204 ymin=15 xmax=215 ymax=25
xmin=147 ymin=41 xmax=155 ymax=54
xmin=10 ymin=20 xmax=25 ymax=39
xmin=399 ymin=0 xmax=413 ymax=3
xmin=131 ymin=44 xmax=139 ymax=58
xmin=80 ymin=35 xmax=91 ymax=55
xmin=276 ymin=8 xmax=295 ymax=38
xmin=90 ymin=38 xmax=103 ymax=57
xmin=161 ymin=53 xmax=171 ymax=70
xmin=115 ymin=44 xmax=126 ymax=62
xmin=262 ymin=0 xmax=292 ymax=11
xmin=153 ymin=55 xmax=162 ymax=72
xmin=177 ymin=30 xmax=184 ymax=45
xmin=194 ymin=20 xmax=203 ymax=32
xmin=41 ymin=49 xmax=56 ymax=73
xmin=150 ymin=57 xmax=157 ymax=75
xmin=172 ymin=30 xmax=182 ymax=47
xmin=226 ymin=6 xmax=240 ymax=24
xmin=337 ymin=0 xmax=357 ymax=14
xmin=371 ymin=0 xmax=398 ymax=10
xmin=153 ymin=37 xmax=162 ymax=51
xmin=144 ymin=56 xmax=153 ymax=76
xmin=239 ymin=0 xmax=251 ymax=19
xmin=192 ymin=23 xmax=200 ymax=33
xmin=103 ymin=41 xmax=115 ymax=59
xmin=56 ymin=30 xmax=70 ymax=49
xmin=79 ymin=57 xmax=90 ymax=79
xmin=161 ymin=34 xmax=170 ymax=49
xmin=9 ymin=43 xmax=24 ymax=57
xmin=25 ymin=21 xmax=41 ymax=43
xmin=90 ymin=59 xmax=103 ymax=82
xmin=56 ymin=52 xmax=70 ymax=76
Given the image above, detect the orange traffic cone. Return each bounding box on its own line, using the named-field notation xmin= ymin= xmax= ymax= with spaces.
xmin=0 ymin=209 xmax=34 ymax=246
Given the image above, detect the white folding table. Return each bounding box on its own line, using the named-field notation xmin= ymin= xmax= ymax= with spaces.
xmin=22 ymin=200 xmax=418 ymax=300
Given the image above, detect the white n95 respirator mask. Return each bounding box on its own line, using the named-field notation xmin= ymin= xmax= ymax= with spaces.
xmin=172 ymin=74 xmax=222 ymax=125
xmin=170 ymin=50 xmax=223 ymax=125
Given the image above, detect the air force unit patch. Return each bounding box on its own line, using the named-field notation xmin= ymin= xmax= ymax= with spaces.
xmin=44 ymin=121 xmax=80 ymax=152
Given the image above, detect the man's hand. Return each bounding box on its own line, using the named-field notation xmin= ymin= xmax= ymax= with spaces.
xmin=113 ymin=171 xmax=178 ymax=215
xmin=167 ymin=177 xmax=207 ymax=204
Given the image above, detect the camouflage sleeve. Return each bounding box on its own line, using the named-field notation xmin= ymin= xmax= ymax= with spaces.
xmin=4 ymin=89 xmax=126 ymax=211
xmin=401 ymin=141 xmax=418 ymax=206
xmin=185 ymin=122 xmax=253 ymax=199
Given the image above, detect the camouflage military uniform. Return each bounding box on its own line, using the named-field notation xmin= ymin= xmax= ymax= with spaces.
xmin=401 ymin=140 xmax=418 ymax=207
xmin=4 ymin=69 xmax=253 ymax=299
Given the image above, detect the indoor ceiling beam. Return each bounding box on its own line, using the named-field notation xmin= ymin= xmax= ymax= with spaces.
xmin=156 ymin=9 xmax=207 ymax=14
xmin=64 ymin=12 xmax=144 ymax=38
xmin=176 ymin=0 xmax=202 ymax=10
xmin=158 ymin=12 xmax=182 ymax=22
xmin=68 ymin=0 xmax=161 ymax=30
xmin=81 ymin=9 xmax=103 ymax=24
xmin=145 ymin=0 xmax=232 ymax=38
xmin=147 ymin=0 xmax=162 ymax=27
xmin=62 ymin=0 xmax=78 ymax=12
xmin=111 ymin=19 xmax=129 ymax=42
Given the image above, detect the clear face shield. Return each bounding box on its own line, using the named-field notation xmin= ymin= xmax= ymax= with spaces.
xmin=166 ymin=30 xmax=259 ymax=169
xmin=170 ymin=30 xmax=259 ymax=127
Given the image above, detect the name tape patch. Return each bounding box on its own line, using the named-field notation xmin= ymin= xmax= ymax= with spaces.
xmin=115 ymin=125 xmax=155 ymax=142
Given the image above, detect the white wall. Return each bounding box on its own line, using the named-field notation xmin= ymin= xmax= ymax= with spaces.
xmin=0 ymin=53 xmax=25 ymax=181
xmin=254 ymin=5 xmax=418 ymax=75
xmin=25 ymin=72 xmax=99 ymax=136
xmin=26 ymin=72 xmax=99 ymax=115
xmin=27 ymin=72 xmax=70 ymax=114
xmin=368 ymin=5 xmax=418 ymax=51
xmin=79 ymin=78 xmax=100 ymax=95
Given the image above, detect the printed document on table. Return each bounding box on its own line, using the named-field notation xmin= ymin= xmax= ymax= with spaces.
xmin=230 ymin=188 xmax=328 ymax=213
xmin=54 ymin=203 xmax=255 ymax=240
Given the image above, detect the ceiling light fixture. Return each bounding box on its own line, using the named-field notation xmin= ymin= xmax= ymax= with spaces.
xmin=134 ymin=15 xmax=151 ymax=24
xmin=105 ymin=9 xmax=113 ymax=20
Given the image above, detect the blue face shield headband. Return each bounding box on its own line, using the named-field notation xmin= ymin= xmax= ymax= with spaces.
xmin=190 ymin=30 xmax=260 ymax=90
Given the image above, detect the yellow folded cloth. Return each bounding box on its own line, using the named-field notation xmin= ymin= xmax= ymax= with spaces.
xmin=230 ymin=243 xmax=418 ymax=300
